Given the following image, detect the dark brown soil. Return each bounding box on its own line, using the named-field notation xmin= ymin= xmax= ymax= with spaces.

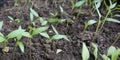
xmin=0 ymin=0 xmax=120 ymax=60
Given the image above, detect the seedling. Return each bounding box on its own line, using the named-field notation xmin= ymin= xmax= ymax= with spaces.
xmin=8 ymin=16 xmax=23 ymax=23
xmin=100 ymin=0 xmax=117 ymax=29
xmin=83 ymin=20 xmax=97 ymax=34
xmin=40 ymin=25 xmax=69 ymax=42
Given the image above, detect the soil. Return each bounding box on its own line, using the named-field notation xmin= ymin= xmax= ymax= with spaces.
xmin=0 ymin=0 xmax=120 ymax=60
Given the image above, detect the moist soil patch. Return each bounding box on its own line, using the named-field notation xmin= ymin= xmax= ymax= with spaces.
xmin=0 ymin=0 xmax=120 ymax=60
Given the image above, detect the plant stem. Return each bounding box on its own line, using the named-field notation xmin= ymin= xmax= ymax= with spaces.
xmin=29 ymin=38 xmax=32 ymax=60
xmin=100 ymin=10 xmax=111 ymax=30
xmin=13 ymin=43 xmax=17 ymax=60
xmin=111 ymin=33 xmax=120 ymax=46
xmin=90 ymin=17 xmax=101 ymax=46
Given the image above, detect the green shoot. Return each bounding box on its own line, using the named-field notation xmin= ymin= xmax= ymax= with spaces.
xmin=8 ymin=16 xmax=23 ymax=23
xmin=83 ymin=20 xmax=97 ymax=34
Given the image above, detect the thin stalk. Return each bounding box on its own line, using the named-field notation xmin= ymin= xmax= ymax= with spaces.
xmin=100 ymin=10 xmax=111 ymax=30
xmin=29 ymin=38 xmax=32 ymax=60
xmin=82 ymin=25 xmax=88 ymax=34
xmin=90 ymin=17 xmax=101 ymax=46
xmin=12 ymin=42 xmax=17 ymax=60
xmin=111 ymin=33 xmax=120 ymax=46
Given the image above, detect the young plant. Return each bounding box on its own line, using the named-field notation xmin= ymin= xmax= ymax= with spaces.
xmin=74 ymin=0 xmax=85 ymax=20
xmin=100 ymin=0 xmax=117 ymax=29
xmin=40 ymin=25 xmax=69 ymax=42
xmin=83 ymin=20 xmax=97 ymax=34
xmin=101 ymin=46 xmax=120 ymax=60
xmin=8 ymin=16 xmax=23 ymax=23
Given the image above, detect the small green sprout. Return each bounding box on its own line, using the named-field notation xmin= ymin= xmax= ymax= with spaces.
xmin=83 ymin=20 xmax=97 ymax=34
xmin=40 ymin=25 xmax=69 ymax=42
xmin=8 ymin=16 xmax=23 ymax=23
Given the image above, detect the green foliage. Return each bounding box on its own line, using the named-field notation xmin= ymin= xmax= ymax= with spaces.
xmin=16 ymin=41 xmax=24 ymax=53
xmin=8 ymin=16 xmax=23 ymax=23
xmin=0 ymin=21 xmax=3 ymax=30
xmin=30 ymin=8 xmax=39 ymax=17
xmin=75 ymin=0 xmax=85 ymax=7
xmin=106 ymin=18 xmax=120 ymax=23
xmin=92 ymin=43 xmax=98 ymax=60
xmin=82 ymin=42 xmax=90 ymax=60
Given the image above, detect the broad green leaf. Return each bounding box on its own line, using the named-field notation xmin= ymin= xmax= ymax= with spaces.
xmin=75 ymin=0 xmax=85 ymax=7
xmin=101 ymin=55 xmax=110 ymax=60
xmin=87 ymin=20 xmax=97 ymax=25
xmin=30 ymin=12 xmax=34 ymax=22
xmin=0 ymin=21 xmax=3 ymax=30
xmin=52 ymin=35 xmax=69 ymax=41
xmin=7 ymin=30 xmax=18 ymax=39
xmin=51 ymin=25 xmax=59 ymax=35
xmin=16 ymin=26 xmax=25 ymax=40
xmin=40 ymin=32 xmax=50 ymax=39
xmin=111 ymin=49 xmax=120 ymax=60
xmin=41 ymin=21 xmax=48 ymax=26
xmin=0 ymin=36 xmax=5 ymax=42
xmin=92 ymin=43 xmax=98 ymax=60
xmin=30 ymin=8 xmax=39 ymax=17
xmin=107 ymin=46 xmax=117 ymax=56
xmin=8 ymin=16 xmax=14 ymax=21
xmin=16 ymin=41 xmax=24 ymax=53
xmin=22 ymin=32 xmax=31 ymax=38
xmin=32 ymin=26 xmax=49 ymax=35
xmin=82 ymin=42 xmax=90 ymax=60
xmin=106 ymin=18 xmax=120 ymax=23
xmin=109 ymin=3 xmax=117 ymax=9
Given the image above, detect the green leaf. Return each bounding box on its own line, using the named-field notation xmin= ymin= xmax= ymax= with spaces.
xmin=87 ymin=20 xmax=97 ymax=25
xmin=101 ymin=55 xmax=110 ymax=60
xmin=16 ymin=26 xmax=25 ymax=40
xmin=111 ymin=49 xmax=120 ymax=60
xmin=52 ymin=35 xmax=69 ymax=41
xmin=48 ymin=18 xmax=60 ymax=23
xmin=114 ymin=14 xmax=120 ymax=17
xmin=51 ymin=25 xmax=59 ymax=35
xmin=32 ymin=26 xmax=49 ymax=35
xmin=75 ymin=0 xmax=85 ymax=7
xmin=7 ymin=30 xmax=18 ymax=39
xmin=7 ymin=26 xmax=25 ymax=40
xmin=59 ymin=6 xmax=64 ymax=13
xmin=92 ymin=43 xmax=98 ymax=60
xmin=82 ymin=42 xmax=90 ymax=60
xmin=0 ymin=32 xmax=4 ymax=37
xmin=40 ymin=32 xmax=50 ymax=39
xmin=16 ymin=41 xmax=24 ymax=53
xmin=22 ymin=32 xmax=31 ymax=38
xmin=0 ymin=21 xmax=3 ymax=30
xmin=109 ymin=3 xmax=117 ymax=9
xmin=30 ymin=12 xmax=34 ymax=22
xmin=107 ymin=46 xmax=117 ymax=56
xmin=8 ymin=16 xmax=14 ymax=21
xmin=0 ymin=36 xmax=5 ymax=42
xmin=106 ymin=18 xmax=120 ymax=23
xmin=30 ymin=8 xmax=39 ymax=17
